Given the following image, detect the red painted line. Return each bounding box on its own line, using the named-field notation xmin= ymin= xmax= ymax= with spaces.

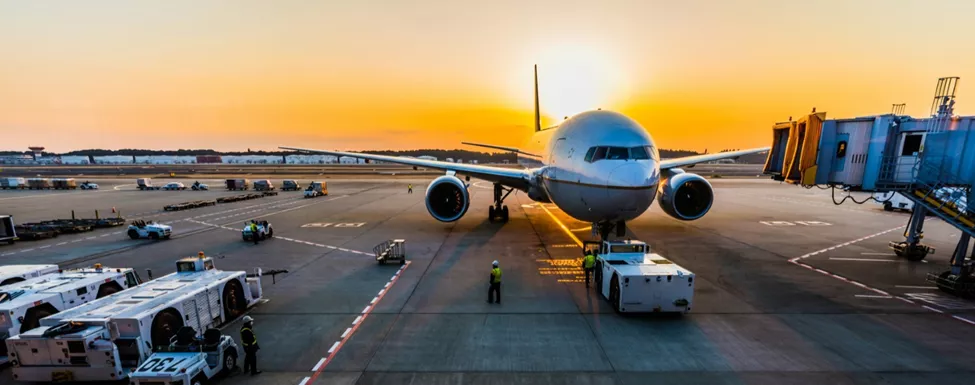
xmin=304 ymin=260 xmax=412 ymax=384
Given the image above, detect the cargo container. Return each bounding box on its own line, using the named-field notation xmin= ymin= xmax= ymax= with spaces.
xmin=51 ymin=178 xmax=77 ymax=190
xmin=26 ymin=178 xmax=51 ymax=190
xmin=0 ymin=215 xmax=15 ymax=244
xmin=0 ymin=178 xmax=26 ymax=190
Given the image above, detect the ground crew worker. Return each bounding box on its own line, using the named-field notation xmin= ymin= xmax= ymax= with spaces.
xmin=249 ymin=221 xmax=259 ymax=245
xmin=487 ymin=260 xmax=502 ymax=304
xmin=582 ymin=251 xmax=596 ymax=288
xmin=240 ymin=316 xmax=261 ymax=375
xmin=408 ymin=184 xmax=413 ymax=194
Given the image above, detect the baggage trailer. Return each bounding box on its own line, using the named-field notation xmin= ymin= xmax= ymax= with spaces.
xmin=0 ymin=265 xmax=141 ymax=362
xmin=225 ymin=179 xmax=249 ymax=191
xmin=0 ymin=215 xmax=15 ymax=245
xmin=584 ymin=240 xmax=694 ymax=314
xmin=374 ymin=239 xmax=407 ymax=265
xmin=8 ymin=255 xmax=264 ymax=382
xmin=1 ymin=178 xmax=26 ymax=190
xmin=26 ymin=178 xmax=51 ymax=190
xmin=51 ymin=178 xmax=77 ymax=190
xmin=0 ymin=265 xmax=59 ymax=286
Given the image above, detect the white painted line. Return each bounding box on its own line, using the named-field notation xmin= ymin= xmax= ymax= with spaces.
xmin=22 ymin=248 xmax=34 ymax=252
xmin=896 ymin=297 xmax=916 ymax=304
xmin=312 ymin=358 xmax=326 ymax=371
xmin=952 ymin=315 xmax=975 ymax=325
xmin=384 ymin=282 xmax=391 ymax=288
xmin=298 ymin=377 xmax=311 ymax=385
xmin=361 ymin=305 xmax=371 ymax=314
xmin=922 ymin=305 xmax=944 ymax=313
xmin=895 ymin=285 xmax=939 ymax=290
xmin=854 ymin=294 xmax=893 ymax=299
xmin=85 ymin=236 xmax=96 ymax=240
xmin=56 ymin=242 xmax=67 ymax=246
xmin=370 ymin=297 xmax=378 ymax=304
xmin=38 ymin=245 xmax=50 ymax=249
xmin=327 ymin=341 xmax=340 ymax=354
xmin=861 ymin=252 xmax=895 ymax=256
xmin=341 ymin=328 xmax=352 ymax=338
xmin=828 ymin=257 xmax=898 ymax=262
xmin=0 ymin=253 xmax=12 ymax=257
xmin=352 ymin=316 xmax=362 ymax=325
xmin=378 ymin=288 xmax=385 ymax=296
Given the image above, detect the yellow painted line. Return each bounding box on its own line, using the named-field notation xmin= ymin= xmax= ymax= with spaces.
xmin=539 ymin=204 xmax=584 ymax=247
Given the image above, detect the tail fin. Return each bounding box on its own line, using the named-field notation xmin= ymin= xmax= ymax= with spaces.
xmin=534 ymin=65 xmax=541 ymax=132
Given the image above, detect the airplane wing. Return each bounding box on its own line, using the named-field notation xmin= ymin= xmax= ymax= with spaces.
xmin=280 ymin=146 xmax=533 ymax=190
xmin=461 ymin=142 xmax=540 ymax=158
xmin=660 ymin=147 xmax=770 ymax=170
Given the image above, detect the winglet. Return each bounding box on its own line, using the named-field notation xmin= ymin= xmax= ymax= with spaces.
xmin=534 ymin=65 xmax=541 ymax=132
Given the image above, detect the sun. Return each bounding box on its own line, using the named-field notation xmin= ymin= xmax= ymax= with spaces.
xmin=534 ymin=43 xmax=624 ymax=123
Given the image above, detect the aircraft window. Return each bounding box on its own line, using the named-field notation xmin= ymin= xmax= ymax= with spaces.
xmin=629 ymin=146 xmax=650 ymax=160
xmin=607 ymin=147 xmax=628 ymax=160
xmin=647 ymin=146 xmax=658 ymax=160
xmin=591 ymin=147 xmax=608 ymax=162
xmin=584 ymin=147 xmax=597 ymax=162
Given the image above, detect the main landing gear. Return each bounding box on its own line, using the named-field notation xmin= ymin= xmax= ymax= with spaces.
xmin=594 ymin=220 xmax=627 ymax=241
xmin=489 ymin=183 xmax=513 ymax=223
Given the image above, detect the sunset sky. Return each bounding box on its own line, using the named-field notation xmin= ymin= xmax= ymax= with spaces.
xmin=3 ymin=0 xmax=975 ymax=153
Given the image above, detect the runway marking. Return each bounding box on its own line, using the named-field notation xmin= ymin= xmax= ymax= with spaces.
xmin=298 ymin=377 xmax=310 ymax=385
xmin=21 ymin=248 xmax=34 ymax=252
xmin=361 ymin=305 xmax=371 ymax=314
xmin=828 ymin=257 xmax=898 ymax=262
xmin=538 ymin=204 xmax=583 ymax=247
xmin=790 ymin=224 xmax=905 ymax=262
xmin=370 ymin=297 xmax=378 ymax=304
xmin=55 ymin=242 xmax=67 ymax=246
xmin=311 ymin=358 xmax=326 ymax=371
xmin=352 ymin=316 xmax=362 ymax=325
xmin=895 ymin=285 xmax=939 ymax=290
xmin=861 ymin=252 xmax=895 ymax=256
xmin=303 ymin=261 xmax=412 ymax=385
xmin=854 ymin=294 xmax=893 ymax=299
xmin=953 ymin=315 xmax=975 ymax=325
xmin=185 ymin=218 xmax=371 ymax=256
xmin=922 ymin=305 xmax=944 ymax=313
xmin=904 ymin=292 xmax=975 ymax=310
xmin=38 ymin=245 xmax=50 ymax=249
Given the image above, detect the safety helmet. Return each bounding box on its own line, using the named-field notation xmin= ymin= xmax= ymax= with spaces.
xmin=492 ymin=260 xmax=499 ymax=267
xmin=242 ymin=315 xmax=254 ymax=323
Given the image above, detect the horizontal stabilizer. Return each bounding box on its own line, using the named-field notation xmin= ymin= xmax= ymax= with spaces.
xmin=461 ymin=142 xmax=540 ymax=158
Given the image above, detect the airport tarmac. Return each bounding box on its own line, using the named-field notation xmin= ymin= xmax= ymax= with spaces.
xmin=1 ymin=177 xmax=974 ymax=384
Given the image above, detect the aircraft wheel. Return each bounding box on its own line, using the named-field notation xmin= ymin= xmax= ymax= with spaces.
xmin=488 ymin=206 xmax=495 ymax=223
xmin=150 ymin=232 xmax=159 ymax=240
xmin=610 ymin=275 xmax=622 ymax=313
xmin=223 ymin=348 xmax=238 ymax=372
xmin=883 ymin=202 xmax=893 ymax=212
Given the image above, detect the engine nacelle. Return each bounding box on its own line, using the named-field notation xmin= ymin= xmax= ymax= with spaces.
xmin=657 ymin=169 xmax=714 ymax=221
xmin=425 ymin=175 xmax=471 ymax=222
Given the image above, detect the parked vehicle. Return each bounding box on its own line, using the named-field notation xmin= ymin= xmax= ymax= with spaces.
xmin=0 ymin=215 xmax=15 ymax=245
xmin=242 ymin=220 xmax=273 ymax=241
xmin=282 ymin=179 xmax=301 ymax=191
xmin=225 ymin=179 xmax=249 ymax=190
xmin=12 ymin=224 xmax=58 ymax=241
xmin=0 ymin=178 xmax=26 ymax=190
xmin=79 ymin=181 xmax=99 ymax=190
xmin=304 ymin=181 xmax=327 ymax=198
xmin=26 ymin=178 xmax=51 ymax=190
xmin=127 ymin=220 xmax=172 ymax=240
xmin=51 ymin=178 xmax=77 ymax=190
xmin=191 ymin=181 xmax=209 ymax=190
xmin=253 ymin=179 xmax=275 ymax=191
xmin=137 ymin=178 xmax=160 ymax=190
xmin=163 ymin=182 xmax=187 ymax=191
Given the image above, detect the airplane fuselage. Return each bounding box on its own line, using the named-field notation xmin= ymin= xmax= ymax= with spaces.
xmin=517 ymin=110 xmax=660 ymax=223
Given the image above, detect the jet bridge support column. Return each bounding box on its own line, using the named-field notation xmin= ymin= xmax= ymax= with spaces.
xmin=930 ymin=232 xmax=975 ymax=298
xmin=890 ymin=206 xmax=933 ymax=261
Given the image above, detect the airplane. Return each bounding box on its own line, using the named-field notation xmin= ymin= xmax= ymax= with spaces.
xmin=282 ymin=66 xmax=769 ymax=240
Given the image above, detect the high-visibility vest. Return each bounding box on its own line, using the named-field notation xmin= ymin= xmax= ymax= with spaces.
xmin=491 ymin=267 xmax=502 ymax=283
xmin=250 ymin=224 xmax=257 ymax=232
xmin=241 ymin=327 xmax=257 ymax=346
xmin=583 ymin=254 xmax=595 ymax=269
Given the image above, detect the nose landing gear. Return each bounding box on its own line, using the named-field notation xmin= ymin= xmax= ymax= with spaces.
xmin=489 ymin=183 xmax=513 ymax=223
xmin=593 ymin=220 xmax=627 ymax=241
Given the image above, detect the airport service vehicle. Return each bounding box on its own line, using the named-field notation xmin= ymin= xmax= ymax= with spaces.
xmin=374 ymin=239 xmax=406 ymax=265
xmin=51 ymin=178 xmax=77 ymax=190
xmin=78 ymin=181 xmax=98 ymax=190
xmin=0 ymin=265 xmax=59 ymax=286
xmin=225 ymin=179 xmax=249 ymax=190
xmin=26 ymin=178 xmax=51 ymax=190
xmin=0 ymin=265 xmax=140 ymax=361
xmin=1 ymin=178 xmax=26 ymax=190
xmin=12 ymin=224 xmax=57 ymax=241
xmin=163 ymin=182 xmax=187 ymax=191
xmin=128 ymin=327 xmax=238 ymax=385
xmin=583 ymin=240 xmax=694 ymax=314
xmin=0 ymin=215 xmax=15 ymax=245
xmin=8 ymin=255 xmax=263 ymax=382
xmin=137 ymin=178 xmax=161 ymax=191
xmin=304 ymin=181 xmax=327 ymax=198
xmin=282 ymin=66 xmax=767 ymax=240
xmin=127 ymin=220 xmax=172 ymax=240
xmin=253 ymin=179 xmax=274 ymax=191
xmin=282 ymin=179 xmax=301 ymax=191
xmin=875 ymin=191 xmax=914 ymax=212
xmin=242 ymin=221 xmax=273 ymax=241
xmin=191 ymin=181 xmax=209 ymax=191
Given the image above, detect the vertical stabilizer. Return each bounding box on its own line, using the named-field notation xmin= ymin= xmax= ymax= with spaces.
xmin=534 ymin=65 xmax=541 ymax=132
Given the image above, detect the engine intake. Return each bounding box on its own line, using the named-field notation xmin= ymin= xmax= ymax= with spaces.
xmin=425 ymin=175 xmax=470 ymax=222
xmin=657 ymin=170 xmax=714 ymax=221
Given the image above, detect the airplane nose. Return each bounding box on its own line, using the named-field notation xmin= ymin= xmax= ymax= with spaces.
xmin=608 ymin=163 xmax=650 ymax=188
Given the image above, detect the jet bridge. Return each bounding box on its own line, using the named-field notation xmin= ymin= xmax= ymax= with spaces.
xmin=764 ymin=77 xmax=975 ymax=298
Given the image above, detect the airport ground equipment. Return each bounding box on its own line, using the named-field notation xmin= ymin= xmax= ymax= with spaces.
xmin=127 ymin=220 xmax=172 ymax=240
xmin=7 ymin=255 xmax=264 ymax=382
xmin=241 ymin=221 xmax=273 ymax=241
xmin=137 ymin=178 xmax=161 ymax=191
xmin=0 ymin=215 xmax=15 ymax=244
xmin=191 ymin=181 xmax=208 ymax=191
xmin=215 ymin=191 xmax=276 ymax=203
xmin=0 ymin=265 xmax=141 ymax=362
xmin=11 ymin=225 xmax=57 ymax=241
xmin=51 ymin=178 xmax=78 ymax=190
xmin=253 ymin=179 xmax=275 ymax=191
xmin=163 ymin=182 xmax=187 ymax=191
xmin=0 ymin=265 xmax=58 ymax=286
xmin=225 ymin=179 xmax=249 ymax=190
xmin=128 ymin=326 xmax=238 ymax=385
xmin=27 ymin=220 xmax=92 ymax=234
xmin=373 ymin=239 xmax=406 ymax=265
xmin=583 ymin=240 xmax=694 ymax=314
xmin=164 ymin=200 xmax=217 ymax=211
xmin=763 ymin=77 xmax=975 ymax=297
xmin=282 ymin=179 xmax=301 ymax=191
xmin=26 ymin=178 xmax=51 ymax=190
xmin=874 ymin=191 xmax=914 ymax=212
xmin=78 ymin=181 xmax=98 ymax=190
xmin=304 ymin=181 xmax=327 ymax=198
xmin=1 ymin=178 xmax=26 ymax=190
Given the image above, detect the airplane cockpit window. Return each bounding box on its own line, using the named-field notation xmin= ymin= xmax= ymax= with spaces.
xmin=629 ymin=146 xmax=650 ymax=160
xmin=584 ymin=147 xmax=597 ymax=162
xmin=607 ymin=147 xmax=628 ymax=160
xmin=590 ymin=147 xmax=608 ymax=162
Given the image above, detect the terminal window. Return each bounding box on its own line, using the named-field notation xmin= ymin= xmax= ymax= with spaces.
xmin=902 ymin=134 xmax=923 ymax=156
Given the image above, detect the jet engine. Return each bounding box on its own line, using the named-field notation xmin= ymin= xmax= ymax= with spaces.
xmin=657 ymin=169 xmax=714 ymax=221
xmin=425 ymin=175 xmax=470 ymax=222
